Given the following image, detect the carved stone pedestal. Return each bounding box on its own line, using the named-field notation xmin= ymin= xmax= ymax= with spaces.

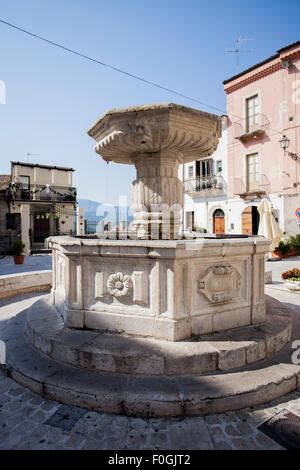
xmin=49 ymin=235 xmax=270 ymax=341
xmin=87 ymin=102 xmax=221 ymax=239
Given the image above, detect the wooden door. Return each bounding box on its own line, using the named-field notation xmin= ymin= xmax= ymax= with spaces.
xmin=33 ymin=214 xmax=50 ymax=243
xmin=213 ymin=216 xmax=225 ymax=234
xmin=213 ymin=209 xmax=225 ymax=234
xmin=242 ymin=206 xmax=253 ymax=235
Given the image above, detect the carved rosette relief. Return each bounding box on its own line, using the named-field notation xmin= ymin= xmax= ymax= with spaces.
xmin=198 ymin=265 xmax=241 ymax=304
xmin=107 ymin=272 xmax=132 ymax=298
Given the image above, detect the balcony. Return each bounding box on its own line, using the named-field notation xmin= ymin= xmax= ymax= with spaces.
xmin=12 ymin=184 xmax=76 ymax=203
xmin=234 ymin=114 xmax=269 ymax=143
xmin=184 ymin=174 xmax=225 ymax=198
xmin=233 ymin=174 xmax=271 ymax=198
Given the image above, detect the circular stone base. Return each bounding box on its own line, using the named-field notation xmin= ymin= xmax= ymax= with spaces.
xmin=25 ymin=294 xmax=292 ymax=376
xmin=4 ymin=293 xmax=300 ymax=417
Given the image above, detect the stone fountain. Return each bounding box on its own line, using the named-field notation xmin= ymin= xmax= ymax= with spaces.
xmin=5 ymin=103 xmax=300 ymax=418
xmin=50 ymin=103 xmax=269 ymax=341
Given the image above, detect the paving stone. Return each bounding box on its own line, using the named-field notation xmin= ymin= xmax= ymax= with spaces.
xmin=64 ymin=434 xmax=87 ymax=449
xmin=149 ymin=418 xmax=168 ymax=431
xmin=12 ymin=420 xmax=39 ymax=434
xmin=232 ymin=437 xmax=251 ymax=450
xmin=246 ymin=437 xmax=266 ymax=450
xmin=218 ymin=411 xmax=239 ymax=423
xmin=29 ymin=409 xmax=48 ymax=424
xmin=45 ymin=404 xmax=86 ymax=431
xmin=255 ymin=432 xmax=281 ymax=449
xmin=236 ymin=422 xmax=254 ymax=435
xmin=210 ymin=425 xmax=226 ymax=444
xmin=28 ymin=394 xmax=45 ymax=406
xmin=236 ymin=409 xmax=251 ymax=422
xmin=149 ymin=431 xmax=169 ymax=449
xmin=225 ymin=424 xmax=241 ymax=437
xmin=204 ymin=414 xmax=222 ymax=425
xmin=82 ymin=439 xmax=106 ymax=450
xmin=40 ymin=401 xmax=60 ymax=413
xmin=215 ymin=440 xmax=233 ymax=450
xmin=7 ymin=387 xmax=24 ymax=397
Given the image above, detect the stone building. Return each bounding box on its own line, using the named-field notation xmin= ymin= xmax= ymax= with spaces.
xmin=0 ymin=161 xmax=77 ymax=254
xmin=180 ymin=115 xmax=228 ymax=233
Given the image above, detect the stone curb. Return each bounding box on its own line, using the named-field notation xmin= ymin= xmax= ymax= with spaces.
xmin=6 ymin=330 xmax=300 ymax=418
xmin=24 ymin=295 xmax=292 ymax=376
xmin=0 ymin=271 xmax=52 ymax=299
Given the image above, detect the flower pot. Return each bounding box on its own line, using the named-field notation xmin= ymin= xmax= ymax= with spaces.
xmin=271 ymin=251 xmax=283 ymax=259
xmin=284 ymin=279 xmax=300 ymax=291
xmin=13 ymin=255 xmax=24 ymax=265
xmin=289 ymin=249 xmax=300 ymax=256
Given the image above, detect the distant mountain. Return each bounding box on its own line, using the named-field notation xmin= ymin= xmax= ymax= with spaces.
xmin=78 ymin=199 xmax=101 ymax=216
xmin=78 ymin=198 xmax=134 ymax=226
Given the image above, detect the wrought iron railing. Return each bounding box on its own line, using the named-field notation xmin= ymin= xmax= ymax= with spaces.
xmin=13 ymin=184 xmax=76 ymax=203
xmin=233 ymin=174 xmax=271 ymax=195
xmin=234 ymin=113 xmax=269 ymax=140
xmin=183 ymin=174 xmax=224 ymax=194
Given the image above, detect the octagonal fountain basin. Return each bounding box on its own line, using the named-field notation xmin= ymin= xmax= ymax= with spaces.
xmin=49 ymin=234 xmax=270 ymax=341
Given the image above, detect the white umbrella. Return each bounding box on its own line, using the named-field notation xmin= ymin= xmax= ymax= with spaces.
xmin=257 ymin=198 xmax=283 ymax=251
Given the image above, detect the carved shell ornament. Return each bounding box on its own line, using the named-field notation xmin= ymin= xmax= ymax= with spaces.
xmin=107 ymin=272 xmax=132 ymax=298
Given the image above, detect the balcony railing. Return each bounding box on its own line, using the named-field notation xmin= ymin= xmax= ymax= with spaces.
xmin=233 ymin=174 xmax=271 ymax=197
xmin=234 ymin=113 xmax=269 ymax=143
xmin=184 ymin=174 xmax=225 ymax=197
xmin=13 ymin=184 xmax=76 ymax=203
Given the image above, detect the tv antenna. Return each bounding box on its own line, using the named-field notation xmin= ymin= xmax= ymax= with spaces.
xmin=226 ymin=36 xmax=253 ymax=71
xmin=26 ymin=152 xmax=40 ymax=163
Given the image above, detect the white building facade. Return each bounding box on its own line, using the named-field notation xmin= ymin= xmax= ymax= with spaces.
xmin=180 ymin=116 xmax=228 ymax=234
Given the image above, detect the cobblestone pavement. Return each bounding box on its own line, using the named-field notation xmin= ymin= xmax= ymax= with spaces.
xmin=0 ymin=292 xmax=299 ymax=450
xmin=0 ymin=254 xmax=52 ymax=276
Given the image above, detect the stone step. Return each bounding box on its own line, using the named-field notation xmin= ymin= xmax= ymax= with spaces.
xmin=25 ymin=294 xmax=292 ymax=376
xmin=6 ymin=324 xmax=300 ymax=417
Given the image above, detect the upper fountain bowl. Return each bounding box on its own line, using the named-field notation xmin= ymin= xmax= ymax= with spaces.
xmin=87 ymin=102 xmax=222 ymax=164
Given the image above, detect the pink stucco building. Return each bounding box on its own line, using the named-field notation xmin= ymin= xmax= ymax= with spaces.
xmin=224 ymin=41 xmax=300 ymax=236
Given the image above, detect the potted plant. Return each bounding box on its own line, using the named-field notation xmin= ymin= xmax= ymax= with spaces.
xmin=273 ymin=240 xmax=291 ymax=259
xmin=10 ymin=238 xmax=25 ymax=264
xmin=281 ymin=268 xmax=300 ymax=290
xmin=289 ymin=234 xmax=300 ymax=256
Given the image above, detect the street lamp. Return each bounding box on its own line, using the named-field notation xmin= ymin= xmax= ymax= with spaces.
xmin=279 ymin=135 xmax=290 ymax=150
xmin=279 ymin=135 xmax=299 ymax=161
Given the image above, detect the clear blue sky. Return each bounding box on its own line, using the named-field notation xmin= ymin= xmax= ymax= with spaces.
xmin=0 ymin=0 xmax=299 ymax=204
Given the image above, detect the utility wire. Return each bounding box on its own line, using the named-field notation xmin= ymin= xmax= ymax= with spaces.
xmin=0 ymin=18 xmax=298 ymax=154
xmin=0 ymin=18 xmax=224 ymax=114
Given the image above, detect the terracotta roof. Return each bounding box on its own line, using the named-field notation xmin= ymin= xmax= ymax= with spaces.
xmin=0 ymin=175 xmax=11 ymax=191
xmin=223 ymin=40 xmax=300 ymax=85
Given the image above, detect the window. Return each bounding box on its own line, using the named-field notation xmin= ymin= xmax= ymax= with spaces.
xmin=6 ymin=213 xmax=21 ymax=231
xmin=188 ymin=166 xmax=194 ymax=178
xmin=19 ymin=175 xmax=30 ymax=190
xmin=246 ymin=95 xmax=259 ymax=133
xmin=196 ymin=158 xmax=213 ymax=178
xmin=246 ymin=153 xmax=260 ymax=192
xmin=216 ymin=160 xmax=222 ymax=173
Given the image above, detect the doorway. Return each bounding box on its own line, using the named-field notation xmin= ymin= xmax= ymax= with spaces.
xmin=186 ymin=211 xmax=195 ymax=231
xmin=33 ymin=213 xmax=50 ymax=243
xmin=213 ymin=209 xmax=225 ymax=234
xmin=241 ymin=206 xmax=260 ymax=235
